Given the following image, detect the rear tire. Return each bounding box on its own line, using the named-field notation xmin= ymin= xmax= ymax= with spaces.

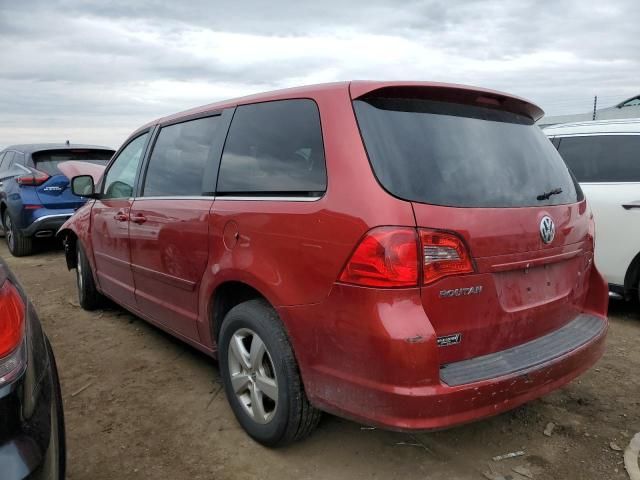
xmin=76 ymin=242 xmax=101 ymax=310
xmin=3 ymin=211 xmax=33 ymax=256
xmin=219 ymin=299 xmax=321 ymax=447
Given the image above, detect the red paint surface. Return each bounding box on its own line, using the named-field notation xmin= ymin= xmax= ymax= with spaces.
xmin=91 ymin=198 xmax=137 ymax=307
xmin=59 ymin=81 xmax=608 ymax=431
xmin=128 ymin=198 xmax=213 ymax=338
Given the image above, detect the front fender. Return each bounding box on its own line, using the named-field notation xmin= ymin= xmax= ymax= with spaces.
xmin=56 ymin=202 xmax=94 ymax=271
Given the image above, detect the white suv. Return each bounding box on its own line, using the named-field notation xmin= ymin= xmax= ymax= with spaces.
xmin=544 ymin=119 xmax=640 ymax=300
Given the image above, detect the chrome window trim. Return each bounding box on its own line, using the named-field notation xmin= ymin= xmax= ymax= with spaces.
xmin=133 ymin=196 xmax=216 ymax=201
xmin=579 ymin=182 xmax=640 ymax=185
xmin=215 ymin=195 xmax=322 ymax=202
xmin=129 ymin=195 xmax=323 ymax=202
xmin=551 ymin=132 xmax=640 ymax=138
xmin=131 ymin=195 xmax=321 ymax=202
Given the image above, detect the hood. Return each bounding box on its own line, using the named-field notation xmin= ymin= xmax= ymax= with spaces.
xmin=57 ymin=160 xmax=106 ymax=183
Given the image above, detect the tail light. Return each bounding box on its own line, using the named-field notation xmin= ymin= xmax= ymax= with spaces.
xmin=339 ymin=227 xmax=418 ymax=287
xmin=420 ymin=230 xmax=473 ymax=285
xmin=338 ymin=227 xmax=474 ymax=288
xmin=17 ymin=169 xmax=49 ymax=186
xmin=0 ymin=281 xmax=26 ymax=384
xmin=420 ymin=230 xmax=474 ymax=285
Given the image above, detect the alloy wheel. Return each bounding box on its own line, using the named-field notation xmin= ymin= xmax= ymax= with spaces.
xmin=227 ymin=328 xmax=278 ymax=424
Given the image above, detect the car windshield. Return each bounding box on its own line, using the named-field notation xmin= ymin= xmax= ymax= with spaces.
xmin=353 ymin=97 xmax=582 ymax=208
xmin=32 ymin=149 xmax=113 ymax=175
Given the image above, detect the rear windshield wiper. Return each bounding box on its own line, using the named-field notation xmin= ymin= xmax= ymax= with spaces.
xmin=537 ymin=188 xmax=563 ymax=201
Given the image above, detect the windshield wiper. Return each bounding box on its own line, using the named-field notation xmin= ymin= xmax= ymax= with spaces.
xmin=537 ymin=187 xmax=563 ymax=201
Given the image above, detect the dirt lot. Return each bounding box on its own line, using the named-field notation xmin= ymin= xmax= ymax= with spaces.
xmin=3 ymin=240 xmax=639 ymax=480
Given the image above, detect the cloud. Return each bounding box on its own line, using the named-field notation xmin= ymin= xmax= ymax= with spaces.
xmin=0 ymin=0 xmax=638 ymax=147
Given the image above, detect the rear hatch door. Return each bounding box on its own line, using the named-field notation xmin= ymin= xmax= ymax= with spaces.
xmin=35 ymin=174 xmax=80 ymax=209
xmin=352 ymin=86 xmax=593 ymax=364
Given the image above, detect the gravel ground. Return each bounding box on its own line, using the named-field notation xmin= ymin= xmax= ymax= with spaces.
xmin=3 ymin=240 xmax=639 ymax=480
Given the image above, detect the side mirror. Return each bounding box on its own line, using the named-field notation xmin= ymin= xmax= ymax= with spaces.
xmin=71 ymin=175 xmax=98 ymax=198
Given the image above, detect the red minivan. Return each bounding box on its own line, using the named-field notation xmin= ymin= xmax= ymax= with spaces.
xmin=60 ymin=81 xmax=608 ymax=446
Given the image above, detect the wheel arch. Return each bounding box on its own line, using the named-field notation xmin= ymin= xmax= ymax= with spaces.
xmin=0 ymin=201 xmax=13 ymax=229
xmin=58 ymin=227 xmax=78 ymax=270
xmin=209 ymin=281 xmax=268 ymax=347
xmin=56 ymin=204 xmax=94 ymax=272
xmin=623 ymin=250 xmax=640 ymax=300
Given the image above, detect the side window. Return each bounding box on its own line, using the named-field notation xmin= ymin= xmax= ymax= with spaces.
xmin=102 ymin=133 xmax=149 ymax=199
xmin=143 ymin=116 xmax=219 ymax=197
xmin=0 ymin=153 xmax=6 ymax=171
xmin=13 ymin=152 xmax=25 ymax=166
xmin=217 ymin=99 xmax=326 ymax=195
xmin=2 ymin=152 xmax=15 ymax=171
xmin=557 ymin=135 xmax=640 ymax=182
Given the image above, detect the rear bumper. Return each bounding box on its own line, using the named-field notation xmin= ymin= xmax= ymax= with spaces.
xmin=0 ymin=304 xmax=64 ymax=480
xmin=22 ymin=212 xmax=73 ymax=237
xmin=303 ymin=313 xmax=606 ymax=431
xmin=279 ymin=270 xmax=608 ymax=431
xmin=440 ymin=314 xmax=605 ymax=386
xmin=380 ymin=316 xmax=605 ymax=431
xmin=0 ymin=361 xmax=62 ymax=480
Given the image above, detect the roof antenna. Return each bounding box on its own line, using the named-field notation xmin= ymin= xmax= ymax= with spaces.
xmin=65 ymin=140 xmax=70 ymax=146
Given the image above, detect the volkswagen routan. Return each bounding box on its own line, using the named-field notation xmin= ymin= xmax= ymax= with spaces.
xmin=59 ymin=81 xmax=608 ymax=446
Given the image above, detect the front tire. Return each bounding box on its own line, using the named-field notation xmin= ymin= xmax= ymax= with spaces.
xmin=76 ymin=242 xmax=102 ymax=310
xmin=3 ymin=211 xmax=33 ymax=256
xmin=219 ymin=299 xmax=321 ymax=447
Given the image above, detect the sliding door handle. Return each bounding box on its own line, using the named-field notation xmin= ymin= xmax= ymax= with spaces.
xmin=131 ymin=214 xmax=147 ymax=224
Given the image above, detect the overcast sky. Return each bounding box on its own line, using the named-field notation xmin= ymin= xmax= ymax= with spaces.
xmin=0 ymin=0 xmax=638 ymax=148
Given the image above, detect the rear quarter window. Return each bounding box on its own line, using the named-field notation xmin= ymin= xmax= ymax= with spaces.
xmin=13 ymin=152 xmax=25 ymax=165
xmin=2 ymin=151 xmax=15 ymax=170
xmin=556 ymin=135 xmax=640 ymax=182
xmin=217 ymin=99 xmax=326 ymax=196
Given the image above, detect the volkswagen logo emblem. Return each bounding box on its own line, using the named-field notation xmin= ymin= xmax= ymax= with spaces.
xmin=540 ymin=216 xmax=555 ymax=244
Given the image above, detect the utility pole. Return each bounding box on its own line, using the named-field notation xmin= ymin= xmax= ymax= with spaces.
xmin=592 ymin=96 xmax=598 ymax=120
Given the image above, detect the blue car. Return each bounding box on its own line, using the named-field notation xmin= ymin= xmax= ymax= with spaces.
xmin=0 ymin=144 xmax=114 ymax=256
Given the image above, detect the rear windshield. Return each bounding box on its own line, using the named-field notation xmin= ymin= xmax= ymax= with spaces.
xmin=32 ymin=149 xmax=113 ymax=175
xmin=354 ymin=98 xmax=582 ymax=208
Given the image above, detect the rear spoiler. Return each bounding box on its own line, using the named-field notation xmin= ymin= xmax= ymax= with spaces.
xmin=349 ymin=81 xmax=544 ymax=122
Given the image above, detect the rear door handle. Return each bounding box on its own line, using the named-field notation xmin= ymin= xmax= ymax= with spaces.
xmin=131 ymin=214 xmax=147 ymax=224
xmin=622 ymin=202 xmax=640 ymax=210
xmin=114 ymin=211 xmax=129 ymax=222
